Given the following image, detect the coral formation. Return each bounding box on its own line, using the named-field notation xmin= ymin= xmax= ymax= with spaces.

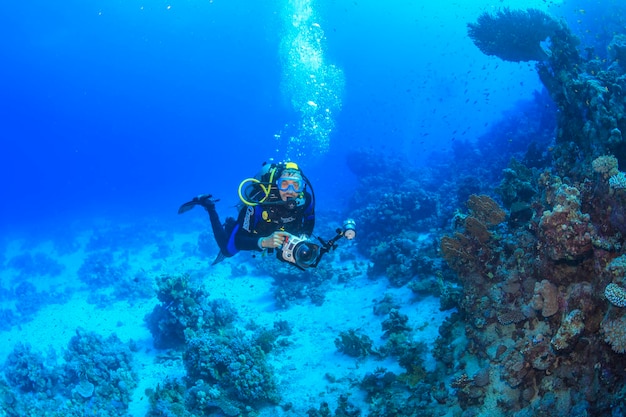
xmin=5 ymin=4 xmax=626 ymax=417
xmin=145 ymin=273 xmax=237 ymax=349
xmin=531 ymin=279 xmax=560 ymax=317
xmin=335 ymin=329 xmax=375 ymax=358
xmin=551 ymin=309 xmax=585 ymax=352
xmin=467 ymin=8 xmax=562 ymax=62
xmin=609 ymin=172 xmax=626 ymax=190
xmin=592 ymin=154 xmax=619 ymax=178
xmin=2 ymin=328 xmax=138 ymax=416
xmin=3 ymin=342 xmax=58 ymax=394
xmin=183 ymin=329 xmax=280 ymax=406
xmin=537 ymin=181 xmax=595 ymax=261
xmin=602 ymin=315 xmax=626 ymax=353
xmin=605 ymin=283 xmax=626 ymax=307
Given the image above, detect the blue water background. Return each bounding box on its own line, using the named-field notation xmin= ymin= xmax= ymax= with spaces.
xmin=0 ymin=0 xmax=605 ymax=234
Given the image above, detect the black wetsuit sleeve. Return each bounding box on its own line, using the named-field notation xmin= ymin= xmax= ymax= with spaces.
xmin=234 ymin=206 xmax=264 ymax=252
xmin=302 ymin=193 xmax=315 ymax=235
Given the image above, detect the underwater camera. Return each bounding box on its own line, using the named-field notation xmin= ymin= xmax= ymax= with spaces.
xmin=280 ymin=235 xmax=321 ymax=269
xmin=279 ymin=219 xmax=357 ymax=269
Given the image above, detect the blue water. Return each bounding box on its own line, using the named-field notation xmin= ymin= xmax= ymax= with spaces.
xmin=0 ymin=0 xmax=560 ymax=231
xmin=1 ymin=0 xmax=624 ymax=415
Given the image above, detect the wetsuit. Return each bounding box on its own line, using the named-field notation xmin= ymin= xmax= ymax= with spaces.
xmin=206 ymin=190 xmax=315 ymax=263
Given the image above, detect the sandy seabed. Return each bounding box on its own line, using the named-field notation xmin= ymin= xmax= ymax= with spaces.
xmin=0 ymin=221 xmax=450 ymax=416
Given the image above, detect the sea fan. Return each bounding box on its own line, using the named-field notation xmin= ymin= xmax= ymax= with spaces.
xmin=468 ymin=8 xmax=561 ymax=62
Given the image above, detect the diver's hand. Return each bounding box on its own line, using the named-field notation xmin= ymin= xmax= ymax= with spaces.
xmin=260 ymin=232 xmax=292 ymax=249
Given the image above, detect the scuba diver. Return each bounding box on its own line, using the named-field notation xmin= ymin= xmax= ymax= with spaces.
xmin=178 ymin=161 xmax=319 ymax=268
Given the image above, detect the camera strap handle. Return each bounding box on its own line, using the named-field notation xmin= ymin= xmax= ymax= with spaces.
xmin=310 ymin=228 xmax=345 ymax=268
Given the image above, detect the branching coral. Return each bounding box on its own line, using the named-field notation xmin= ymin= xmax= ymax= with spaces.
xmin=609 ymin=172 xmax=626 ymax=190
xmin=467 ymin=8 xmax=562 ymax=62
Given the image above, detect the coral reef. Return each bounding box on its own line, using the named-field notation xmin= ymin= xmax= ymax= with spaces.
xmin=3 ymin=342 xmax=58 ymax=394
xmin=467 ymin=8 xmax=562 ymax=62
xmin=439 ymin=194 xmax=505 ymax=280
xmin=346 ymin=149 xmax=439 ymax=258
xmin=6 ymin=4 xmax=626 ymax=417
xmin=537 ymin=180 xmax=595 ymax=261
xmin=77 ymin=251 xmax=129 ymax=289
xmin=368 ymin=232 xmax=438 ymax=287
xmin=7 ymin=252 xmax=65 ymax=282
xmin=145 ymin=273 xmax=237 ymax=349
xmin=2 ymin=328 xmax=138 ymax=416
xmin=551 ymin=309 xmax=585 ymax=352
xmin=182 ymin=329 xmax=280 ymax=408
xmin=62 ymin=328 xmax=138 ymax=407
xmin=334 ymin=329 xmax=375 ymax=358
xmin=531 ymin=279 xmax=560 ymax=318
xmin=601 ymin=315 xmax=626 ymax=353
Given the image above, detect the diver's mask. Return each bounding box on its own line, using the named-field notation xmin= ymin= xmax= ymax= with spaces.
xmin=277 ymin=176 xmax=305 ymax=193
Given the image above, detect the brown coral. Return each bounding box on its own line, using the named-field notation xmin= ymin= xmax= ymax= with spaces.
xmin=531 ymin=280 xmax=559 ymax=317
xmin=440 ymin=233 xmax=475 ymax=267
xmin=537 ymin=183 xmax=594 ymax=261
xmin=467 ymin=194 xmax=506 ymax=226
xmin=497 ymin=308 xmax=526 ymax=325
xmin=592 ymin=155 xmax=619 ymax=178
xmin=465 ymin=216 xmax=492 ymax=243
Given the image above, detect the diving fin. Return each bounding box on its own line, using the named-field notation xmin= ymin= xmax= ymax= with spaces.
xmin=211 ymin=251 xmax=228 ymax=266
xmin=177 ymin=194 xmax=219 ymax=214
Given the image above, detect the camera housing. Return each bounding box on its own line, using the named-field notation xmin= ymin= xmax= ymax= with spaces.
xmin=280 ymin=235 xmax=321 ymax=269
xmin=279 ymin=219 xmax=356 ymax=269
